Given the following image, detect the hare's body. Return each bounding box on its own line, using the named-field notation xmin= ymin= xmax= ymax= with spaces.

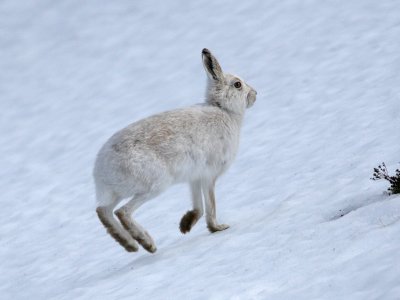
xmin=94 ymin=49 xmax=256 ymax=253
xmin=94 ymin=105 xmax=242 ymax=202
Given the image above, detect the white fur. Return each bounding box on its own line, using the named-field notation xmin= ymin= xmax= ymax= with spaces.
xmin=93 ymin=48 xmax=257 ymax=253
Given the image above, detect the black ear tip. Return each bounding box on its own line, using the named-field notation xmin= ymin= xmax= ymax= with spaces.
xmin=202 ymin=48 xmax=211 ymax=55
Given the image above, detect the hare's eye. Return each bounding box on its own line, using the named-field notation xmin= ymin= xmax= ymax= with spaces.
xmin=234 ymin=81 xmax=242 ymax=89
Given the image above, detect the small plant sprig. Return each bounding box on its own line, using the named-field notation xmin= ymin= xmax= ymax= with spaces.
xmin=371 ymin=162 xmax=400 ymax=194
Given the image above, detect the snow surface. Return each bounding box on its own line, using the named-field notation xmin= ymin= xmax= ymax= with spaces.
xmin=1 ymin=0 xmax=400 ymax=299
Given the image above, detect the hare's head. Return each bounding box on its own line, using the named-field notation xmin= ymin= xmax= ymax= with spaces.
xmin=202 ymin=48 xmax=257 ymax=114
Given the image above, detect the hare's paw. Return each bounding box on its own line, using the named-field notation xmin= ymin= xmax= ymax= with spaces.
xmin=136 ymin=231 xmax=157 ymax=253
xmin=179 ymin=209 xmax=201 ymax=234
xmin=124 ymin=242 xmax=139 ymax=252
xmin=140 ymin=241 xmax=157 ymax=253
xmin=208 ymin=223 xmax=230 ymax=233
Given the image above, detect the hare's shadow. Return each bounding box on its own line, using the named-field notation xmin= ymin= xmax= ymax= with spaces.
xmin=82 ymin=230 xmax=214 ymax=285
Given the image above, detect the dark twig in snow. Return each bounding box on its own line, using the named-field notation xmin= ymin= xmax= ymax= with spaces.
xmin=371 ymin=162 xmax=400 ymax=194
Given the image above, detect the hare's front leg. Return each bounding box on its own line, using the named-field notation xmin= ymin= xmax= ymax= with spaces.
xmin=180 ymin=180 xmax=204 ymax=234
xmin=202 ymin=179 xmax=229 ymax=233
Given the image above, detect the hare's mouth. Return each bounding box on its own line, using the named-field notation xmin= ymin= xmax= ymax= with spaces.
xmin=246 ymin=90 xmax=257 ymax=108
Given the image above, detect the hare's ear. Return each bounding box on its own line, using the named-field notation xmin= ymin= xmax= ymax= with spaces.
xmin=202 ymin=48 xmax=223 ymax=81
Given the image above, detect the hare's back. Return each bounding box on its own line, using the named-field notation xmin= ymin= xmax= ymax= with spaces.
xmin=110 ymin=106 xmax=225 ymax=155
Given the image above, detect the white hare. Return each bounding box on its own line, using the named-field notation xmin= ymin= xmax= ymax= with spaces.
xmin=94 ymin=49 xmax=257 ymax=253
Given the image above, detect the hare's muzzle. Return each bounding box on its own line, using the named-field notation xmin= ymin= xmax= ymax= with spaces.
xmin=246 ymin=89 xmax=257 ymax=108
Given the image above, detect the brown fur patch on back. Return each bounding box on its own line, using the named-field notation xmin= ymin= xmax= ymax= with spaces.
xmin=179 ymin=209 xmax=200 ymax=234
xmin=112 ymin=138 xmax=141 ymax=153
xmin=96 ymin=207 xmax=138 ymax=252
xmin=146 ymin=128 xmax=175 ymax=147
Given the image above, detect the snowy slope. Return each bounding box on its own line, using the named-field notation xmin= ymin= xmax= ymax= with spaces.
xmin=1 ymin=0 xmax=400 ymax=299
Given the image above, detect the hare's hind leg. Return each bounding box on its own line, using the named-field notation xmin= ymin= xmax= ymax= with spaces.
xmin=180 ymin=180 xmax=204 ymax=234
xmin=202 ymin=179 xmax=230 ymax=233
xmin=115 ymin=194 xmax=157 ymax=253
xmin=96 ymin=201 xmax=139 ymax=252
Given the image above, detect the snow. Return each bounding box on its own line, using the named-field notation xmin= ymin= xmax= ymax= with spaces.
xmin=1 ymin=0 xmax=400 ymax=299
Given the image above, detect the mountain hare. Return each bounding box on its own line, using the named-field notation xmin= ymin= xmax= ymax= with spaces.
xmin=94 ymin=49 xmax=256 ymax=253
